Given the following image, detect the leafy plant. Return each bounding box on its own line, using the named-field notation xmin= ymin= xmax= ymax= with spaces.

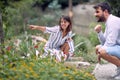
xmin=0 ymin=34 xmax=96 ymax=80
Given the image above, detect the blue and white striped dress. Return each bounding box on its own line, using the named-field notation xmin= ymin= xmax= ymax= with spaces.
xmin=44 ymin=25 xmax=74 ymax=54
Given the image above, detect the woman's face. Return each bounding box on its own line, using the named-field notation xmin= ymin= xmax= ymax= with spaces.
xmin=60 ymin=18 xmax=70 ymax=30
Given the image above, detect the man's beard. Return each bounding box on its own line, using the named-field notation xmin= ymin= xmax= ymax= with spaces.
xmin=97 ymin=14 xmax=105 ymax=22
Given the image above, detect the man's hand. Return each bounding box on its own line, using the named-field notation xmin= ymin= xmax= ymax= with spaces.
xmin=98 ymin=54 xmax=101 ymax=63
xmin=95 ymin=45 xmax=102 ymax=63
xmin=94 ymin=24 xmax=102 ymax=33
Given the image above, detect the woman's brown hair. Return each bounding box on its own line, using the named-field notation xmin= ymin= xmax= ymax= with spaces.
xmin=59 ymin=15 xmax=72 ymax=34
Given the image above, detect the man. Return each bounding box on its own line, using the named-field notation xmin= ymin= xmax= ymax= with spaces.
xmin=93 ymin=2 xmax=120 ymax=79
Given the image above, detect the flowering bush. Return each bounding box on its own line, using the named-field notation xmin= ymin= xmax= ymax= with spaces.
xmin=0 ymin=57 xmax=95 ymax=80
xmin=0 ymin=35 xmax=95 ymax=80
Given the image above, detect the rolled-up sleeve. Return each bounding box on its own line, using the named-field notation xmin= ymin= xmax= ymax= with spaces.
xmin=44 ymin=26 xmax=59 ymax=34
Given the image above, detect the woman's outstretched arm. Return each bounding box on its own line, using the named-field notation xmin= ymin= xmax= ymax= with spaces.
xmin=29 ymin=25 xmax=46 ymax=32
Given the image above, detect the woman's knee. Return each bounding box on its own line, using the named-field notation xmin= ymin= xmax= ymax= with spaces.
xmin=61 ymin=42 xmax=70 ymax=54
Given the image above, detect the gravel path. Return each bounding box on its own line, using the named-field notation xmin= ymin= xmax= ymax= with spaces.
xmin=94 ymin=63 xmax=117 ymax=80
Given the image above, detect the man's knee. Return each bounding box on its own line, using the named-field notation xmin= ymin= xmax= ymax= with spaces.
xmin=99 ymin=48 xmax=107 ymax=56
xmin=95 ymin=45 xmax=101 ymax=50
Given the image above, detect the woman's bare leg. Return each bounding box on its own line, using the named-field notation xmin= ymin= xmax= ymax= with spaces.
xmin=61 ymin=42 xmax=70 ymax=55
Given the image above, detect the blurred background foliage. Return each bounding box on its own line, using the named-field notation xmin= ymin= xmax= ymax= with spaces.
xmin=102 ymin=0 xmax=120 ymax=17
xmin=0 ymin=0 xmax=119 ymax=38
xmin=0 ymin=0 xmax=119 ymax=62
xmin=0 ymin=0 xmax=120 ymax=79
xmin=0 ymin=0 xmax=119 ymax=60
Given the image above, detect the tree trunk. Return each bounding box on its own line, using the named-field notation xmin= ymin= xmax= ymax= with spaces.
xmin=0 ymin=12 xmax=4 ymax=54
xmin=69 ymin=0 xmax=73 ymax=19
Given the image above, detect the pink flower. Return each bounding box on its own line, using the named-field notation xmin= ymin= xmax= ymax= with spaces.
xmin=34 ymin=45 xmax=38 ymax=48
xmin=6 ymin=46 xmax=12 ymax=51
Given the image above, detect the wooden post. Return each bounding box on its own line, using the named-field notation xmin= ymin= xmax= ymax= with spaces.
xmin=69 ymin=0 xmax=73 ymax=19
xmin=0 ymin=12 xmax=4 ymax=54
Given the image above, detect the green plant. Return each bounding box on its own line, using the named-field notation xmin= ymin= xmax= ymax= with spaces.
xmin=0 ymin=34 xmax=96 ymax=80
xmin=73 ymin=35 xmax=92 ymax=55
xmin=1 ymin=56 xmax=95 ymax=80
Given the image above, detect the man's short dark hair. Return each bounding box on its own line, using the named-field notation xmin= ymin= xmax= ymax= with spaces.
xmin=93 ymin=2 xmax=111 ymax=14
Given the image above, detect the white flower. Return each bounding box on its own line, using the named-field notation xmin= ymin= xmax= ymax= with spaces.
xmin=14 ymin=39 xmax=21 ymax=47
xmin=36 ymin=50 xmax=39 ymax=58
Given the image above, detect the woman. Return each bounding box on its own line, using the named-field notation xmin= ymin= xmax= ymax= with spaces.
xmin=29 ymin=15 xmax=74 ymax=61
